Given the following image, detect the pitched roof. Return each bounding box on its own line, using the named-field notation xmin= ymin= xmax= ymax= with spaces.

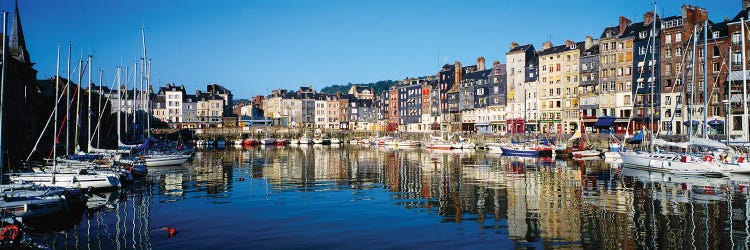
xmin=464 ymin=69 xmax=491 ymax=81
xmin=538 ymin=44 xmax=569 ymax=56
xmin=507 ymin=44 xmax=533 ymax=54
xmin=600 ymin=26 xmax=619 ymax=39
xmin=729 ymin=7 xmax=750 ymax=23
xmin=9 ymin=0 xmax=30 ymax=65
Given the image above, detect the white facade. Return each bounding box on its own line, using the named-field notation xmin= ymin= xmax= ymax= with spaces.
xmin=165 ymin=90 xmax=184 ymax=123
xmin=506 ymin=51 xmax=526 ymax=119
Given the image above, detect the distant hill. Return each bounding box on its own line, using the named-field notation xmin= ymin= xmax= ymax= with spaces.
xmin=320 ymin=80 xmax=396 ymax=96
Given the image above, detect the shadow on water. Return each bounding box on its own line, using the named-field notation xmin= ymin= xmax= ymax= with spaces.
xmin=22 ymin=145 xmax=750 ymax=249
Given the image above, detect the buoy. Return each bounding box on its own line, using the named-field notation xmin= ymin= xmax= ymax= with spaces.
xmin=238 ymin=177 xmax=245 ymax=181
xmin=164 ymin=226 xmax=177 ymax=237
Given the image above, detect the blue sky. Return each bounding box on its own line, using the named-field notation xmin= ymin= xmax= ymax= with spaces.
xmin=16 ymin=0 xmax=738 ymax=98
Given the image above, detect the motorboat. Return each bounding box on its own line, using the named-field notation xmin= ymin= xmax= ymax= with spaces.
xmin=140 ymin=153 xmax=191 ymax=167
xmin=10 ymin=168 xmax=121 ymax=190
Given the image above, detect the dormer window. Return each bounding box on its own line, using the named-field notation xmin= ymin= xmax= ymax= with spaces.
xmin=606 ymin=31 xmax=612 ymax=38
xmin=713 ymin=31 xmax=719 ymax=39
xmin=639 ymin=31 xmax=647 ymax=39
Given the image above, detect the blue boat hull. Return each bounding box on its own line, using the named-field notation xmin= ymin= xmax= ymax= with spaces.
xmin=501 ymin=147 xmax=540 ymax=157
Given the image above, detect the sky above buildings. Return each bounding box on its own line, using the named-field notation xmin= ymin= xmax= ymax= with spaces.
xmin=16 ymin=0 xmax=739 ymax=98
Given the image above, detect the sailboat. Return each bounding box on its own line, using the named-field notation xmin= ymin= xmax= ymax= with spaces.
xmin=621 ymin=13 xmax=750 ymax=175
xmin=570 ymin=113 xmax=600 ymax=158
xmin=0 ymin=18 xmax=88 ymax=218
xmin=10 ymin=45 xmax=122 ymax=190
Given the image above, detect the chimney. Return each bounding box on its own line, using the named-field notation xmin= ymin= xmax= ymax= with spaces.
xmin=725 ymin=16 xmax=730 ymax=22
xmin=744 ymin=0 xmax=750 ymax=9
xmin=565 ymin=39 xmax=574 ymax=47
xmin=477 ymin=57 xmax=486 ymax=71
xmin=542 ymin=41 xmax=553 ymax=50
xmin=618 ymin=16 xmax=632 ymax=35
xmin=643 ymin=11 xmax=654 ymax=26
xmin=493 ymin=60 xmax=500 ymax=69
xmin=510 ymin=42 xmax=519 ymax=50
xmin=584 ymin=36 xmax=594 ymax=50
xmin=454 ymin=61 xmax=463 ymax=84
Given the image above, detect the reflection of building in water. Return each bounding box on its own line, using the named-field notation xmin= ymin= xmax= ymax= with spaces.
xmin=538 ymin=165 xmax=581 ymax=243
xmin=195 ymin=155 xmax=233 ymax=194
xmin=504 ymin=157 xmax=541 ymax=243
xmin=164 ymin=172 xmax=184 ymax=197
xmin=579 ymin=169 xmax=636 ymax=249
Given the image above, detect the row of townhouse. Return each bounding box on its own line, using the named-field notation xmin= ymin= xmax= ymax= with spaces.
xmin=121 ymin=83 xmax=235 ymax=129
xmin=373 ymin=2 xmax=750 ymax=137
xmin=263 ymin=85 xmax=379 ymax=131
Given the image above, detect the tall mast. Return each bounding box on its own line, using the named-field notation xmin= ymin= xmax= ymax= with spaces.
xmin=147 ymin=58 xmax=152 ymax=138
xmin=124 ymin=66 xmax=128 ymax=142
xmin=66 ymin=41 xmax=71 ymax=155
xmin=702 ymin=20 xmax=708 ymax=139
xmin=53 ymin=44 xmax=60 ymax=184
xmin=0 ymin=12 xmax=7 ymax=183
xmin=132 ymin=61 xmax=137 ymax=141
xmin=97 ymin=68 xmax=102 ymax=148
xmin=142 ymin=26 xmax=150 ymax=139
xmin=728 ymin=47 xmax=732 ymax=144
xmin=649 ymin=2 xmax=657 ymax=152
xmin=87 ymin=55 xmax=92 ymax=152
xmin=74 ymin=59 xmax=82 ymax=153
xmin=689 ymin=25 xmax=697 ymax=141
xmin=116 ymin=66 xmax=122 ymax=146
xmin=742 ymin=18 xmax=749 ymax=140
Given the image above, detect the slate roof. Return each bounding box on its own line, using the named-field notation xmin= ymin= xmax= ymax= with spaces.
xmin=600 ymin=26 xmax=619 ymax=39
xmin=507 ymin=44 xmax=533 ymax=54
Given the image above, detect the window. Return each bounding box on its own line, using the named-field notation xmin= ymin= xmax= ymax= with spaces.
xmin=666 ymin=49 xmax=671 ymax=58
xmin=734 ymin=52 xmax=743 ymax=65
xmin=733 ymin=33 xmax=742 ymax=45
xmin=676 ymin=32 xmax=682 ymax=42
xmin=666 ymin=34 xmax=672 ymax=43
xmin=676 ymin=47 xmax=682 ymax=57
xmin=665 ymin=64 xmax=671 ymax=75
xmin=713 ymin=62 xmax=720 ymax=72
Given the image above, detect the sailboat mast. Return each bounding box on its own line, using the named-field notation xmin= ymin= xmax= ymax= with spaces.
xmin=141 ymin=26 xmax=151 ymax=139
xmin=87 ymin=55 xmax=92 ymax=152
xmin=117 ymin=66 xmax=122 ymax=146
xmin=147 ymin=58 xmax=152 ymax=138
xmin=132 ymin=61 xmax=137 ymax=141
xmin=702 ymin=20 xmax=708 ymax=139
xmin=649 ymin=2 xmax=657 ymax=152
xmin=66 ymin=41 xmax=71 ymax=155
xmin=689 ymin=25 xmax=697 ymax=141
xmin=741 ymin=18 xmax=749 ymax=140
xmin=74 ymin=59 xmax=82 ymax=153
xmin=0 ymin=12 xmax=7 ymax=183
xmin=97 ymin=68 xmax=102 ymax=148
xmin=54 ymin=44 xmax=60 ymax=176
xmin=124 ymin=66 xmax=128 ymax=141
xmin=728 ymin=47 xmax=733 ymax=144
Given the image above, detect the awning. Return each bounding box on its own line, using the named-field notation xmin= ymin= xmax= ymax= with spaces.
xmin=682 ymin=120 xmax=700 ymax=126
xmin=594 ymin=116 xmax=616 ymax=128
xmin=729 ymin=70 xmax=750 ymax=81
xmin=629 ymin=131 xmax=643 ymax=144
xmin=707 ymin=119 xmax=724 ymax=126
xmin=615 ymin=118 xmax=630 ymax=123
xmin=476 ymin=122 xmax=490 ymax=126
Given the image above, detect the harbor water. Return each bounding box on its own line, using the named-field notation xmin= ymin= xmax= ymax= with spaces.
xmin=29 ymin=145 xmax=750 ymax=249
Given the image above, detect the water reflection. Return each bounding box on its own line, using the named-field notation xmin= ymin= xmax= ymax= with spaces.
xmin=30 ymin=145 xmax=750 ymax=249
